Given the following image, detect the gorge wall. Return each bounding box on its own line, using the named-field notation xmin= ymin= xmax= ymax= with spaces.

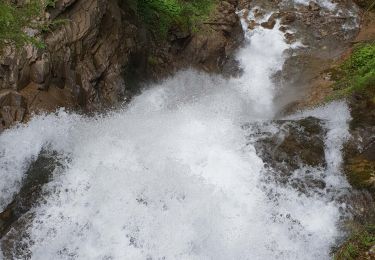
xmin=0 ymin=0 xmax=243 ymax=132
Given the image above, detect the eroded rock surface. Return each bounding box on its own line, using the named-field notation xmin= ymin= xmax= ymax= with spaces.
xmin=344 ymin=91 xmax=375 ymax=194
xmin=0 ymin=90 xmax=27 ymax=131
xmin=246 ymin=117 xmax=326 ymax=176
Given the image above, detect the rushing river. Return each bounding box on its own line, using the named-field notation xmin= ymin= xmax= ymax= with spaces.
xmin=0 ymin=1 xmax=359 ymax=259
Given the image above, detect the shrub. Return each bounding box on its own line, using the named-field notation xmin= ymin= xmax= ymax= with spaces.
xmin=133 ymin=0 xmax=216 ymax=39
xmin=330 ymin=43 xmax=375 ymax=99
xmin=0 ymin=0 xmax=56 ymax=48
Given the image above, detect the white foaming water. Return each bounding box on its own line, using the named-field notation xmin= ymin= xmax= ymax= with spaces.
xmin=285 ymin=101 xmax=352 ymax=188
xmin=0 ymin=11 xmax=351 ymax=260
xmin=293 ymin=0 xmax=337 ymax=11
xmin=234 ymin=19 xmax=288 ymax=117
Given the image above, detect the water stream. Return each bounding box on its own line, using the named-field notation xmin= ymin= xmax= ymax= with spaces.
xmin=0 ymin=2 xmax=359 ymax=259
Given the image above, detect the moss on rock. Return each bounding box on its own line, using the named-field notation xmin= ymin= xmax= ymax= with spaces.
xmin=328 ymin=43 xmax=375 ymax=101
xmin=346 ymin=157 xmax=375 ymax=192
xmin=334 ymin=224 xmax=375 ymax=260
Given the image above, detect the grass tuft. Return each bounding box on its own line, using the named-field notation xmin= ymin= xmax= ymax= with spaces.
xmin=130 ymin=0 xmax=216 ymax=39
xmin=327 ymin=43 xmax=375 ymax=100
xmin=334 ymin=224 xmax=375 ymax=260
xmin=0 ymin=0 xmax=57 ymax=49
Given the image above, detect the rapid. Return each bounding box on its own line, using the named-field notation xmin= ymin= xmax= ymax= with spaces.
xmin=0 ymin=1 xmax=360 ymax=259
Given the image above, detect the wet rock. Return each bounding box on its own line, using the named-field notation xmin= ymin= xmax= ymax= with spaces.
xmin=284 ymin=32 xmax=296 ymax=43
xmin=249 ymin=117 xmax=327 ymax=175
xmin=254 ymin=8 xmax=264 ymax=19
xmin=261 ymin=17 xmax=276 ymax=29
xmin=343 ymin=91 xmax=375 ymax=194
xmin=280 ymin=12 xmax=296 ymax=25
xmin=0 ymin=90 xmax=26 ymax=130
xmin=343 ymin=190 xmax=375 ymax=224
xmin=180 ymin=0 xmax=243 ymax=75
xmin=248 ymin=20 xmax=258 ymax=30
xmin=349 ymin=92 xmax=375 ymax=130
xmin=0 ymin=150 xmax=62 ymax=239
xmin=279 ymin=25 xmax=288 ymax=32
xmin=242 ymin=8 xmax=250 ymax=19
xmin=345 ymin=156 xmax=375 ymax=192
xmin=238 ymin=0 xmax=251 ymax=9
xmin=308 ymin=1 xmax=321 ymax=11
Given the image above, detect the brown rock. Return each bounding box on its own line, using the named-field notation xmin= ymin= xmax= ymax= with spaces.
xmin=0 ymin=90 xmax=26 ymax=108
xmin=254 ymin=9 xmax=264 ymax=19
xmin=0 ymin=90 xmax=27 ymax=129
xmin=220 ymin=1 xmax=235 ymax=11
xmin=225 ymin=13 xmax=238 ymax=25
xmin=242 ymin=8 xmax=250 ymax=19
xmin=261 ymin=18 xmax=276 ymax=29
xmin=30 ymin=56 xmax=50 ymax=85
xmin=238 ymin=0 xmax=250 ymax=9
xmin=279 ymin=25 xmax=288 ymax=32
xmin=248 ymin=20 xmax=258 ymax=30
xmin=0 ymin=0 xmax=244 ymax=120
xmin=251 ymin=117 xmax=327 ymax=183
xmin=308 ymin=1 xmax=321 ymax=11
xmin=284 ymin=32 xmax=296 ymax=43
xmin=281 ymin=12 xmax=296 ymax=25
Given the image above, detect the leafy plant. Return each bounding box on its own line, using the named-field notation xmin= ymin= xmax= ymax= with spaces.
xmin=46 ymin=0 xmax=57 ymax=8
xmin=329 ymin=43 xmax=375 ymax=99
xmin=134 ymin=0 xmax=216 ymax=39
xmin=0 ymin=0 xmax=57 ymax=48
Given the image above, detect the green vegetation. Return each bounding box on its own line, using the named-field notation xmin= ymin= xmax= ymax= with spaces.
xmin=329 ymin=43 xmax=375 ymax=100
xmin=129 ymin=0 xmax=216 ymax=39
xmin=0 ymin=0 xmax=57 ymax=48
xmin=334 ymin=224 xmax=375 ymax=260
xmin=330 ymin=42 xmax=375 ymax=260
xmin=1 ymin=0 xmax=216 ymax=47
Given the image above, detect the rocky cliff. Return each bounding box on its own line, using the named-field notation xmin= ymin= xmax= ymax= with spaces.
xmin=0 ymin=0 xmax=243 ymax=132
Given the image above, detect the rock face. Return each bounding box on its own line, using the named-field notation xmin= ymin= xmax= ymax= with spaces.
xmin=152 ymin=0 xmax=243 ymax=77
xmin=344 ymin=91 xmax=375 ymax=194
xmin=1 ymin=0 xmax=140 ymax=116
xmin=247 ymin=117 xmax=326 ymax=176
xmin=0 ymin=0 xmax=243 ymax=131
xmin=244 ymin=117 xmax=329 ymax=193
xmin=0 ymin=90 xmax=26 ymax=131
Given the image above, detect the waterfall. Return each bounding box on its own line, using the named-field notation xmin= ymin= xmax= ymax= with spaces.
xmin=0 ymin=3 xmax=358 ymax=260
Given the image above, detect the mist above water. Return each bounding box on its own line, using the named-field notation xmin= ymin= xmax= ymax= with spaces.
xmin=0 ymin=6 xmax=353 ymax=260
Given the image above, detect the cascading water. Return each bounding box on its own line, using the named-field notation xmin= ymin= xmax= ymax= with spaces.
xmin=0 ymin=2 xmax=359 ymax=259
